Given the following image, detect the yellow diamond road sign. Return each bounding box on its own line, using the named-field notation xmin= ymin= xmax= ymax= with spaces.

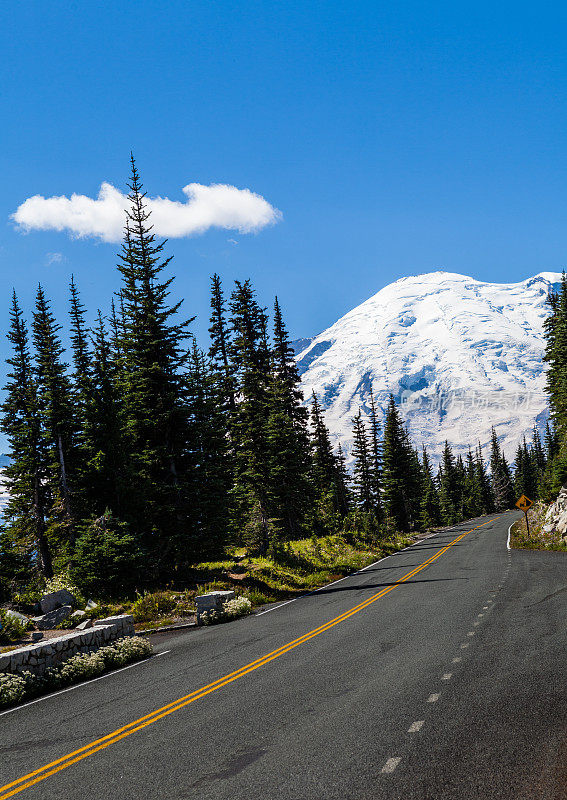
xmin=515 ymin=494 xmax=533 ymax=512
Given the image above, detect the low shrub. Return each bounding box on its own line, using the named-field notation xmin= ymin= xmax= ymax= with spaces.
xmin=60 ymin=652 xmax=106 ymax=684
xmin=115 ymin=636 xmax=152 ymax=660
xmin=132 ymin=591 xmax=176 ymax=623
xmin=200 ymin=608 xmax=223 ymax=625
xmin=201 ymin=595 xmax=253 ymax=625
xmin=0 ymin=610 xmax=28 ymax=644
xmin=223 ymin=596 xmax=252 ymax=619
xmin=0 ymin=636 xmax=153 ymax=709
xmin=0 ymin=673 xmax=26 ymax=706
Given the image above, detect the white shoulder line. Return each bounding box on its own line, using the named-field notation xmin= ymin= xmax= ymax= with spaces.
xmin=255 ymin=527 xmax=444 ymax=617
xmin=0 ymin=650 xmax=170 ymax=718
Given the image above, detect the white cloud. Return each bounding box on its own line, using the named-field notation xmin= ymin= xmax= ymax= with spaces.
xmin=12 ymin=181 xmax=282 ymax=243
xmin=45 ymin=251 xmax=64 ymax=265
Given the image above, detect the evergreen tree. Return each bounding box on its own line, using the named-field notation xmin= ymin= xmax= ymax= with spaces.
xmin=475 ymin=443 xmax=495 ymax=514
xmin=208 ymin=273 xmax=235 ymax=413
xmin=69 ymin=276 xmax=91 ymax=409
xmin=545 ymin=421 xmax=559 ymax=462
xmin=1 ymin=293 xmax=52 ymax=578
xmin=351 ymin=410 xmax=374 ymax=513
xmin=272 ymin=298 xmax=308 ymax=426
xmin=32 ymin=284 xmax=76 ymax=549
xmin=228 ymin=279 xmax=272 ymax=551
xmin=531 ymin=427 xmax=547 ymax=477
xmin=543 ymin=272 xmax=567 ymax=440
xmin=115 ymin=156 xmax=194 ymax=563
xmin=186 ymin=342 xmax=231 ymax=559
xmin=264 ymin=298 xmax=313 ymax=538
xmin=80 ymin=311 xmax=125 ymax=516
xmin=335 ymin=443 xmax=351 ymax=517
xmin=382 ymin=395 xmax=413 ymax=531
xmin=420 ymin=447 xmax=440 ymax=529
xmin=489 ymin=428 xmax=515 ymax=510
xmin=68 ymin=276 xmax=93 ymax=516
xmin=310 ymin=392 xmax=349 ymax=521
xmin=439 ymin=441 xmax=459 ymax=525
xmin=367 ymin=387 xmax=383 ymax=519
xmin=514 ymin=438 xmax=538 ymax=500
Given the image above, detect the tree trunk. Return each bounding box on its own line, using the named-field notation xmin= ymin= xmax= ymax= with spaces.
xmin=33 ymin=473 xmax=53 ymax=579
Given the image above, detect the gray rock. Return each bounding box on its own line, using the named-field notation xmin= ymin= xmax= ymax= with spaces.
xmin=556 ymin=509 xmax=567 ymax=535
xmin=33 ymin=605 xmax=73 ymax=630
xmin=71 ymin=609 xmax=87 ymax=620
xmin=195 ymin=590 xmax=235 ymax=623
xmin=76 ymin=619 xmax=93 ymax=631
xmin=86 ymin=599 xmax=98 ymax=610
xmin=40 ymin=589 xmax=77 ymax=614
xmin=4 ymin=609 xmax=30 ymax=625
xmin=31 ymin=632 xmax=44 ymax=643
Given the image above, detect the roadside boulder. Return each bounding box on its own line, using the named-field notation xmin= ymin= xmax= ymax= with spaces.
xmin=543 ymin=485 xmax=567 ymax=536
xmin=195 ymin=590 xmax=235 ymax=624
xmin=4 ymin=609 xmax=30 ymax=626
xmin=40 ymin=589 xmax=77 ymax=614
xmin=76 ymin=619 xmax=93 ymax=631
xmin=33 ymin=605 xmax=73 ymax=630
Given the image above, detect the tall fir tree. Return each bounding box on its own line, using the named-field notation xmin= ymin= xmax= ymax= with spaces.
xmin=264 ymin=298 xmax=312 ymax=538
xmin=228 ymin=279 xmax=272 ymax=551
xmin=489 ymin=428 xmax=515 ymax=510
xmin=382 ymin=395 xmax=413 ymax=531
xmin=32 ymin=284 xmax=76 ymax=550
xmin=543 ymin=272 xmax=567 ymax=439
xmin=80 ymin=311 xmax=126 ymax=517
xmin=438 ymin=441 xmax=460 ymax=525
xmin=514 ymin=438 xmax=538 ymax=500
xmin=367 ymin=387 xmax=383 ymax=519
xmin=351 ymin=410 xmax=374 ymax=513
xmin=475 ymin=443 xmax=495 ymax=514
xmin=310 ymin=392 xmax=349 ymax=522
xmin=208 ymin=273 xmax=235 ymax=413
xmin=420 ymin=446 xmax=440 ymax=529
xmin=1 ymin=293 xmax=53 ymax=578
xmin=115 ymin=156 xmax=194 ymax=563
xmin=185 ymin=342 xmax=231 ymax=560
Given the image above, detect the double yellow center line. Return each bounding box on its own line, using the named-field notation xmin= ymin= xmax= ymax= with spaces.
xmin=0 ymin=519 xmax=493 ymax=799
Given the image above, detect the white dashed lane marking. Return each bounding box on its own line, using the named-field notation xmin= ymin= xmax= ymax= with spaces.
xmin=408 ymin=720 xmax=424 ymax=733
xmin=442 ymin=673 xmax=452 ymax=680
xmin=381 ymin=757 xmax=402 ymax=774
xmin=452 ymin=657 xmax=462 ymax=663
xmin=426 ymin=693 xmax=440 ymax=703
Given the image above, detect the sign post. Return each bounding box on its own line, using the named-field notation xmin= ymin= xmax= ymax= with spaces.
xmin=515 ymin=494 xmax=533 ymax=535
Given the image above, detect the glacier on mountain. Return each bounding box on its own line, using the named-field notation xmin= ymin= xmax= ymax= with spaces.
xmin=296 ymin=271 xmax=562 ymax=466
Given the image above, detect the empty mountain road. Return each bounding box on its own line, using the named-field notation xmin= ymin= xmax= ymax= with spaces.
xmin=2 ymin=511 xmax=567 ymax=800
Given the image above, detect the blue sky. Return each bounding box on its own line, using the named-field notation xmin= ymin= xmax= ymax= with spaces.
xmin=1 ymin=0 xmax=567 ymax=357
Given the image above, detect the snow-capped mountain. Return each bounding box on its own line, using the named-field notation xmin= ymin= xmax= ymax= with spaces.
xmin=296 ymin=271 xmax=562 ymax=465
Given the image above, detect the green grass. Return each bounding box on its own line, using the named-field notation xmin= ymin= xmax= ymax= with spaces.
xmin=509 ymin=504 xmax=567 ymax=552
xmin=16 ymin=532 xmax=414 ymax=632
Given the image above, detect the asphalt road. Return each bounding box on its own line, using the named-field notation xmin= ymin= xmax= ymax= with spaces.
xmin=2 ymin=511 xmax=567 ymax=800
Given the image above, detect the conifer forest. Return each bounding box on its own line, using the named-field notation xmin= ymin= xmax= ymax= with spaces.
xmin=1 ymin=160 xmax=567 ymax=601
